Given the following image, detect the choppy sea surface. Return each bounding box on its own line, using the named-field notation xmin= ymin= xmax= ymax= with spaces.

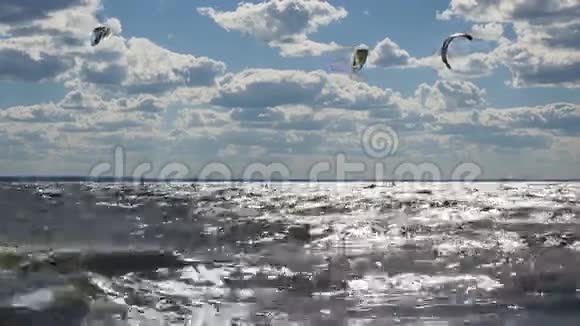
xmin=1 ymin=181 xmax=580 ymax=325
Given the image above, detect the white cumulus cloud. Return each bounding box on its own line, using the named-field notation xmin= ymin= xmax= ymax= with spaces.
xmin=197 ymin=0 xmax=348 ymax=57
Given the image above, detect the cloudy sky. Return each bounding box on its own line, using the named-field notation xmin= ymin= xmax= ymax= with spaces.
xmin=0 ymin=0 xmax=579 ymax=179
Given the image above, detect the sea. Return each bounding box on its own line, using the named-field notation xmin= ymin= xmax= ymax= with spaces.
xmin=0 ymin=181 xmax=579 ymax=325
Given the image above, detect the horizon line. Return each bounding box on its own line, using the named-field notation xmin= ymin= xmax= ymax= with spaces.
xmin=0 ymin=176 xmax=579 ymax=183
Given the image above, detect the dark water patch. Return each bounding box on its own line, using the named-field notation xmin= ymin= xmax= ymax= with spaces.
xmin=521 ymin=232 xmax=576 ymax=248
xmin=9 ymin=249 xmax=191 ymax=278
xmin=0 ymin=305 xmax=88 ymax=326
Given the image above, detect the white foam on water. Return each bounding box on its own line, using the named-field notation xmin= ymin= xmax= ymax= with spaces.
xmin=11 ymin=288 xmax=55 ymax=311
xmin=435 ymin=231 xmax=525 ymax=256
xmin=352 ymin=273 xmax=502 ymax=293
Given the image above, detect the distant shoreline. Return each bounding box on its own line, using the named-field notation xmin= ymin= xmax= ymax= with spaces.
xmin=0 ymin=176 xmax=578 ymax=183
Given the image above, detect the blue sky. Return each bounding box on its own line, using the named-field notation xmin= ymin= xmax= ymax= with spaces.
xmin=0 ymin=0 xmax=579 ymax=179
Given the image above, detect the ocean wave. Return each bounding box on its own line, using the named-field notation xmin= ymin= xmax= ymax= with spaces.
xmin=1 ymin=182 xmax=580 ymax=324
